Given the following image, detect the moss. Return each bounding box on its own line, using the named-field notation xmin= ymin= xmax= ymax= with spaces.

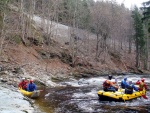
xmin=13 ymin=35 xmax=22 ymax=44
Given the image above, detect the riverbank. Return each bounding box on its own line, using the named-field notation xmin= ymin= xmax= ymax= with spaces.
xmin=0 ymin=82 xmax=44 ymax=113
xmin=0 ymin=68 xmax=60 ymax=113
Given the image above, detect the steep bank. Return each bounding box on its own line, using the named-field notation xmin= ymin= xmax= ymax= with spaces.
xmin=0 ymin=83 xmax=42 ymax=113
xmin=0 ymin=3 xmax=149 ymax=88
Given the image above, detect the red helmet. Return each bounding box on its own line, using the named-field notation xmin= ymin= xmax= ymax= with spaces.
xmin=30 ymin=80 xmax=33 ymax=83
xmin=141 ymin=78 xmax=145 ymax=82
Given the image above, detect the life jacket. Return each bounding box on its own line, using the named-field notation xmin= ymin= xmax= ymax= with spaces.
xmin=121 ymin=80 xmax=126 ymax=89
xmin=103 ymin=80 xmax=111 ymax=89
xmin=138 ymin=81 xmax=145 ymax=91
xmin=20 ymin=81 xmax=27 ymax=89
xmin=125 ymin=84 xmax=133 ymax=94
xmin=139 ymin=81 xmax=144 ymax=89
xmin=28 ymin=83 xmax=35 ymax=91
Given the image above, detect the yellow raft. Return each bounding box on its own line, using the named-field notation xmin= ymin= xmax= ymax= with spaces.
xmin=19 ymin=88 xmax=41 ymax=98
xmin=98 ymin=89 xmax=146 ymax=102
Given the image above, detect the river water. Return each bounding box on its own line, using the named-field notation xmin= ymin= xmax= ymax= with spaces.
xmin=35 ymin=74 xmax=150 ymax=113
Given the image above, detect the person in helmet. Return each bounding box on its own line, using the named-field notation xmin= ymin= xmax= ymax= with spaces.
xmin=125 ymin=80 xmax=138 ymax=94
xmin=108 ymin=75 xmax=117 ymax=83
xmin=27 ymin=80 xmax=37 ymax=92
xmin=18 ymin=78 xmax=28 ymax=90
xmin=121 ymin=77 xmax=128 ymax=89
xmin=103 ymin=79 xmax=118 ymax=92
xmin=108 ymin=75 xmax=113 ymax=80
xmin=136 ymin=78 xmax=148 ymax=91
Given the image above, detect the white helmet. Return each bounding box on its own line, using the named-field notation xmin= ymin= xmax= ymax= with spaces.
xmin=22 ymin=78 xmax=25 ymax=80
xmin=129 ymin=80 xmax=132 ymax=85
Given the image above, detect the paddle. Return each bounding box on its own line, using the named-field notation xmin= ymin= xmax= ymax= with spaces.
xmin=140 ymin=88 xmax=148 ymax=99
xmin=39 ymin=90 xmax=44 ymax=92
xmin=115 ymin=78 xmax=126 ymax=102
xmin=34 ymin=90 xmax=44 ymax=92
xmin=115 ymin=78 xmax=121 ymax=90
xmin=142 ymin=95 xmax=148 ymax=99
xmin=139 ymin=91 xmax=148 ymax=99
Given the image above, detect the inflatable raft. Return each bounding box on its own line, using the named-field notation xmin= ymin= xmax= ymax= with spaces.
xmin=98 ymin=89 xmax=146 ymax=102
xmin=19 ymin=88 xmax=41 ymax=98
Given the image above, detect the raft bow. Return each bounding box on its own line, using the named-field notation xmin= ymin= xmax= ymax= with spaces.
xmin=97 ymin=89 xmax=146 ymax=102
xmin=19 ymin=88 xmax=41 ymax=98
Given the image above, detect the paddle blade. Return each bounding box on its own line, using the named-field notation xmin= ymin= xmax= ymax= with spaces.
xmin=39 ymin=90 xmax=44 ymax=92
xmin=142 ymin=95 xmax=148 ymax=99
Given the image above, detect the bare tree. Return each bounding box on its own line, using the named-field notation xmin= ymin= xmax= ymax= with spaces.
xmin=90 ymin=1 xmax=111 ymax=61
xmin=0 ymin=12 xmax=6 ymax=54
xmin=19 ymin=0 xmax=26 ymax=44
xmin=0 ymin=0 xmax=9 ymax=53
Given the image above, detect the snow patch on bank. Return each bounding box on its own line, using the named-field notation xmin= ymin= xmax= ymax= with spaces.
xmin=0 ymin=84 xmax=34 ymax=113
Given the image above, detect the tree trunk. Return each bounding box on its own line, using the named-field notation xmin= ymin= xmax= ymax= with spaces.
xmin=135 ymin=37 xmax=139 ymax=68
xmin=128 ymin=36 xmax=132 ymax=53
xmin=20 ymin=0 xmax=26 ymax=45
xmin=0 ymin=12 xmax=6 ymax=54
xmin=95 ymin=33 xmax=99 ymax=60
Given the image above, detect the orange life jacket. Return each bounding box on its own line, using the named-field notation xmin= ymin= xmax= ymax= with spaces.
xmin=103 ymin=80 xmax=111 ymax=88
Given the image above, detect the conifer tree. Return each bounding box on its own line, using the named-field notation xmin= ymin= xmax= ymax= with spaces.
xmin=141 ymin=0 xmax=150 ymax=69
xmin=132 ymin=6 xmax=145 ymax=68
xmin=141 ymin=0 xmax=150 ymax=33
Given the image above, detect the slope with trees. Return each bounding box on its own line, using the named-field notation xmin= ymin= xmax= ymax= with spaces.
xmin=0 ymin=0 xmax=150 ymax=81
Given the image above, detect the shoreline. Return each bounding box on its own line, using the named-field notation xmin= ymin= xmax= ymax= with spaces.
xmin=0 ymin=83 xmax=43 ymax=113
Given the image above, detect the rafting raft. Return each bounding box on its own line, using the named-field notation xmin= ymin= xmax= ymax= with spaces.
xmin=19 ymin=88 xmax=41 ymax=98
xmin=98 ymin=89 xmax=146 ymax=102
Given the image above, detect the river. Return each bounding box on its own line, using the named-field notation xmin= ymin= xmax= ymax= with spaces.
xmin=34 ymin=74 xmax=150 ymax=113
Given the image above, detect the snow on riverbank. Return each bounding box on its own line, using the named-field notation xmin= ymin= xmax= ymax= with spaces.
xmin=0 ymin=83 xmax=37 ymax=113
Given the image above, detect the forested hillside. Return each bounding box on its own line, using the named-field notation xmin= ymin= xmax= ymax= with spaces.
xmin=0 ymin=0 xmax=150 ymax=78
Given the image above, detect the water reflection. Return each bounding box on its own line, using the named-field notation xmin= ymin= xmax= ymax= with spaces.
xmin=35 ymin=75 xmax=150 ymax=113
